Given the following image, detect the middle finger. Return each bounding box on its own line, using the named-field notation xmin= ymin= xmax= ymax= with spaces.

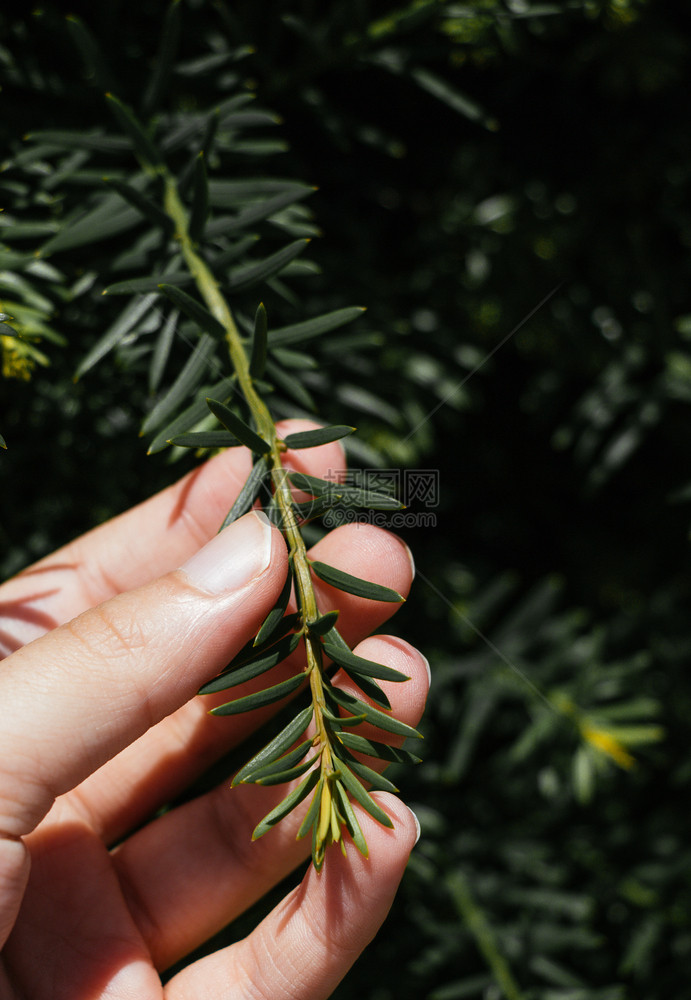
xmin=57 ymin=523 xmax=415 ymax=843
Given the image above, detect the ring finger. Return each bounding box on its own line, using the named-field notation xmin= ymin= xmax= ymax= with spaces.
xmin=113 ymin=634 xmax=428 ymax=972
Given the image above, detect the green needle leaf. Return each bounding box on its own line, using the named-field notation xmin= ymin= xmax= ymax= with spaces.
xmin=219 ymin=455 xmax=271 ymax=529
xmin=336 ymin=732 xmax=422 ymax=765
xmin=333 ymin=780 xmax=368 ymax=857
xmin=336 ymin=765 xmax=393 ymax=828
xmin=177 ymin=111 xmax=219 ymax=196
xmin=342 ymin=756 xmax=399 ymax=793
xmin=257 ymin=610 xmax=301 ymax=648
xmin=24 ymin=130 xmax=131 ymax=153
xmin=252 ymin=769 xmax=320 ymax=840
xmin=198 ymin=633 xmax=300 ymax=694
xmin=206 ymin=397 xmax=270 ymax=454
xmin=200 ymin=108 xmax=220 ymax=160
xmin=40 ymin=201 xmax=141 ymax=257
xmin=189 ymin=153 xmax=209 ymax=242
xmin=0 ymin=223 xmax=58 ymax=243
xmin=168 ymin=430 xmax=241 ymax=449
xmin=239 ymin=740 xmax=312 ymax=785
xmin=322 ymin=635 xmax=409 ymax=682
xmin=142 ymin=333 xmax=216 ymax=436
xmin=76 ymin=293 xmax=157 ymax=379
xmin=264 ymin=496 xmax=285 ymax=530
xmin=310 ymin=561 xmax=404 ymax=603
xmin=210 ymin=235 xmax=260 ymax=272
xmin=265 ymin=360 xmax=316 ymax=412
xmin=227 ymin=239 xmax=310 ymax=292
xmin=66 ymin=15 xmax=118 ymax=93
xmin=270 ymin=347 xmax=318 ymax=370
xmin=283 ymin=425 xmax=355 ymax=449
xmin=323 ymin=628 xmax=393 ymax=708
xmin=342 ymin=671 xmax=392 ymax=711
xmin=296 ymin=776 xmax=325 ymax=840
xmin=268 ymin=306 xmax=366 ymax=347
xmin=308 ymin=610 xmax=339 ymax=636
xmin=233 ymin=705 xmax=314 ymax=786
xmin=287 ymin=471 xmax=338 ymax=497
xmin=104 ymin=272 xmax=192 ymax=296
xmin=286 ymin=472 xmax=402 ymax=510
xmin=147 ymin=374 xmax=236 ymax=455
xmin=250 ymin=303 xmax=268 ymax=378
xmin=206 ymin=187 xmax=314 ymax=236
xmin=208 ymin=178 xmax=313 ymax=208
xmin=410 ymin=66 xmax=496 ymax=129
xmin=337 ymin=488 xmax=404 ymax=511
xmin=157 ymin=284 xmax=226 ymax=340
xmin=254 ymin=568 xmax=294 ymax=646
xmin=142 ymin=0 xmax=182 ymax=115
xmin=105 ymin=93 xmax=163 ymax=168
xmin=255 ymin=754 xmax=318 ymax=786
xmin=327 ymin=685 xmax=422 ymax=740
xmin=102 ymin=177 xmax=174 ymax=236
xmin=322 ymin=705 xmax=368 ymax=729
xmin=210 ymin=671 xmax=305 ymax=716
xmin=291 ymin=496 xmax=338 ymax=522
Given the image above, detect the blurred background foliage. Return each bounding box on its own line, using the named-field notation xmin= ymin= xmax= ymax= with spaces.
xmin=2 ymin=0 xmax=691 ymax=997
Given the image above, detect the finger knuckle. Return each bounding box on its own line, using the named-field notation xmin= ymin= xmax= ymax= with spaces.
xmin=67 ymin=602 xmax=149 ymax=663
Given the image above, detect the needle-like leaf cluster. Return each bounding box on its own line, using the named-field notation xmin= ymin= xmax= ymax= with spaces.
xmin=5 ymin=3 xmax=421 ymax=870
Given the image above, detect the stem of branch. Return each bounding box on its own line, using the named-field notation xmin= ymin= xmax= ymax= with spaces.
xmin=163 ymin=170 xmax=336 ymax=797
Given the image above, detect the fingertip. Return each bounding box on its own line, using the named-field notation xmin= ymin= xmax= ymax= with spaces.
xmin=335 ymin=794 xmax=418 ymax=887
xmin=164 ymin=793 xmax=417 ymax=1000
xmin=353 ymin=633 xmax=427 ymax=678
xmin=275 ymin=418 xmax=348 ymax=483
xmin=309 ymin=523 xmax=415 ymax=608
xmin=348 ymin=634 xmax=430 ymax=725
xmin=368 ymin=792 xmax=421 ymax=851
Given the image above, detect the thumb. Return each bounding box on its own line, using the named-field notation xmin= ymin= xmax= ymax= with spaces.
xmin=0 ymin=510 xmax=288 ymax=840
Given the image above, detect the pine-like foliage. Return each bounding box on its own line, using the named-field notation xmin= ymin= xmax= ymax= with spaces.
xmin=2 ymin=5 xmax=423 ymax=870
xmin=3 ymin=2 xmax=690 ymax=997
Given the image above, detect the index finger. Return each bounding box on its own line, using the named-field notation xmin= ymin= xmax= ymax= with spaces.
xmin=0 ymin=420 xmax=347 ymax=653
xmin=0 ymin=510 xmax=288 ymax=948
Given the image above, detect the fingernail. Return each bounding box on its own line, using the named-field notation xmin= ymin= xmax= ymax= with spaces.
xmin=407 ymin=805 xmax=421 ymax=846
xmin=420 ymin=652 xmax=431 ymax=687
xmin=180 ymin=511 xmax=273 ymax=595
xmin=402 ymin=540 xmax=416 ymax=580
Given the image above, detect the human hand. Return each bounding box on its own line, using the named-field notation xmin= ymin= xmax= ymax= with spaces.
xmin=0 ymin=422 xmax=428 ymax=999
